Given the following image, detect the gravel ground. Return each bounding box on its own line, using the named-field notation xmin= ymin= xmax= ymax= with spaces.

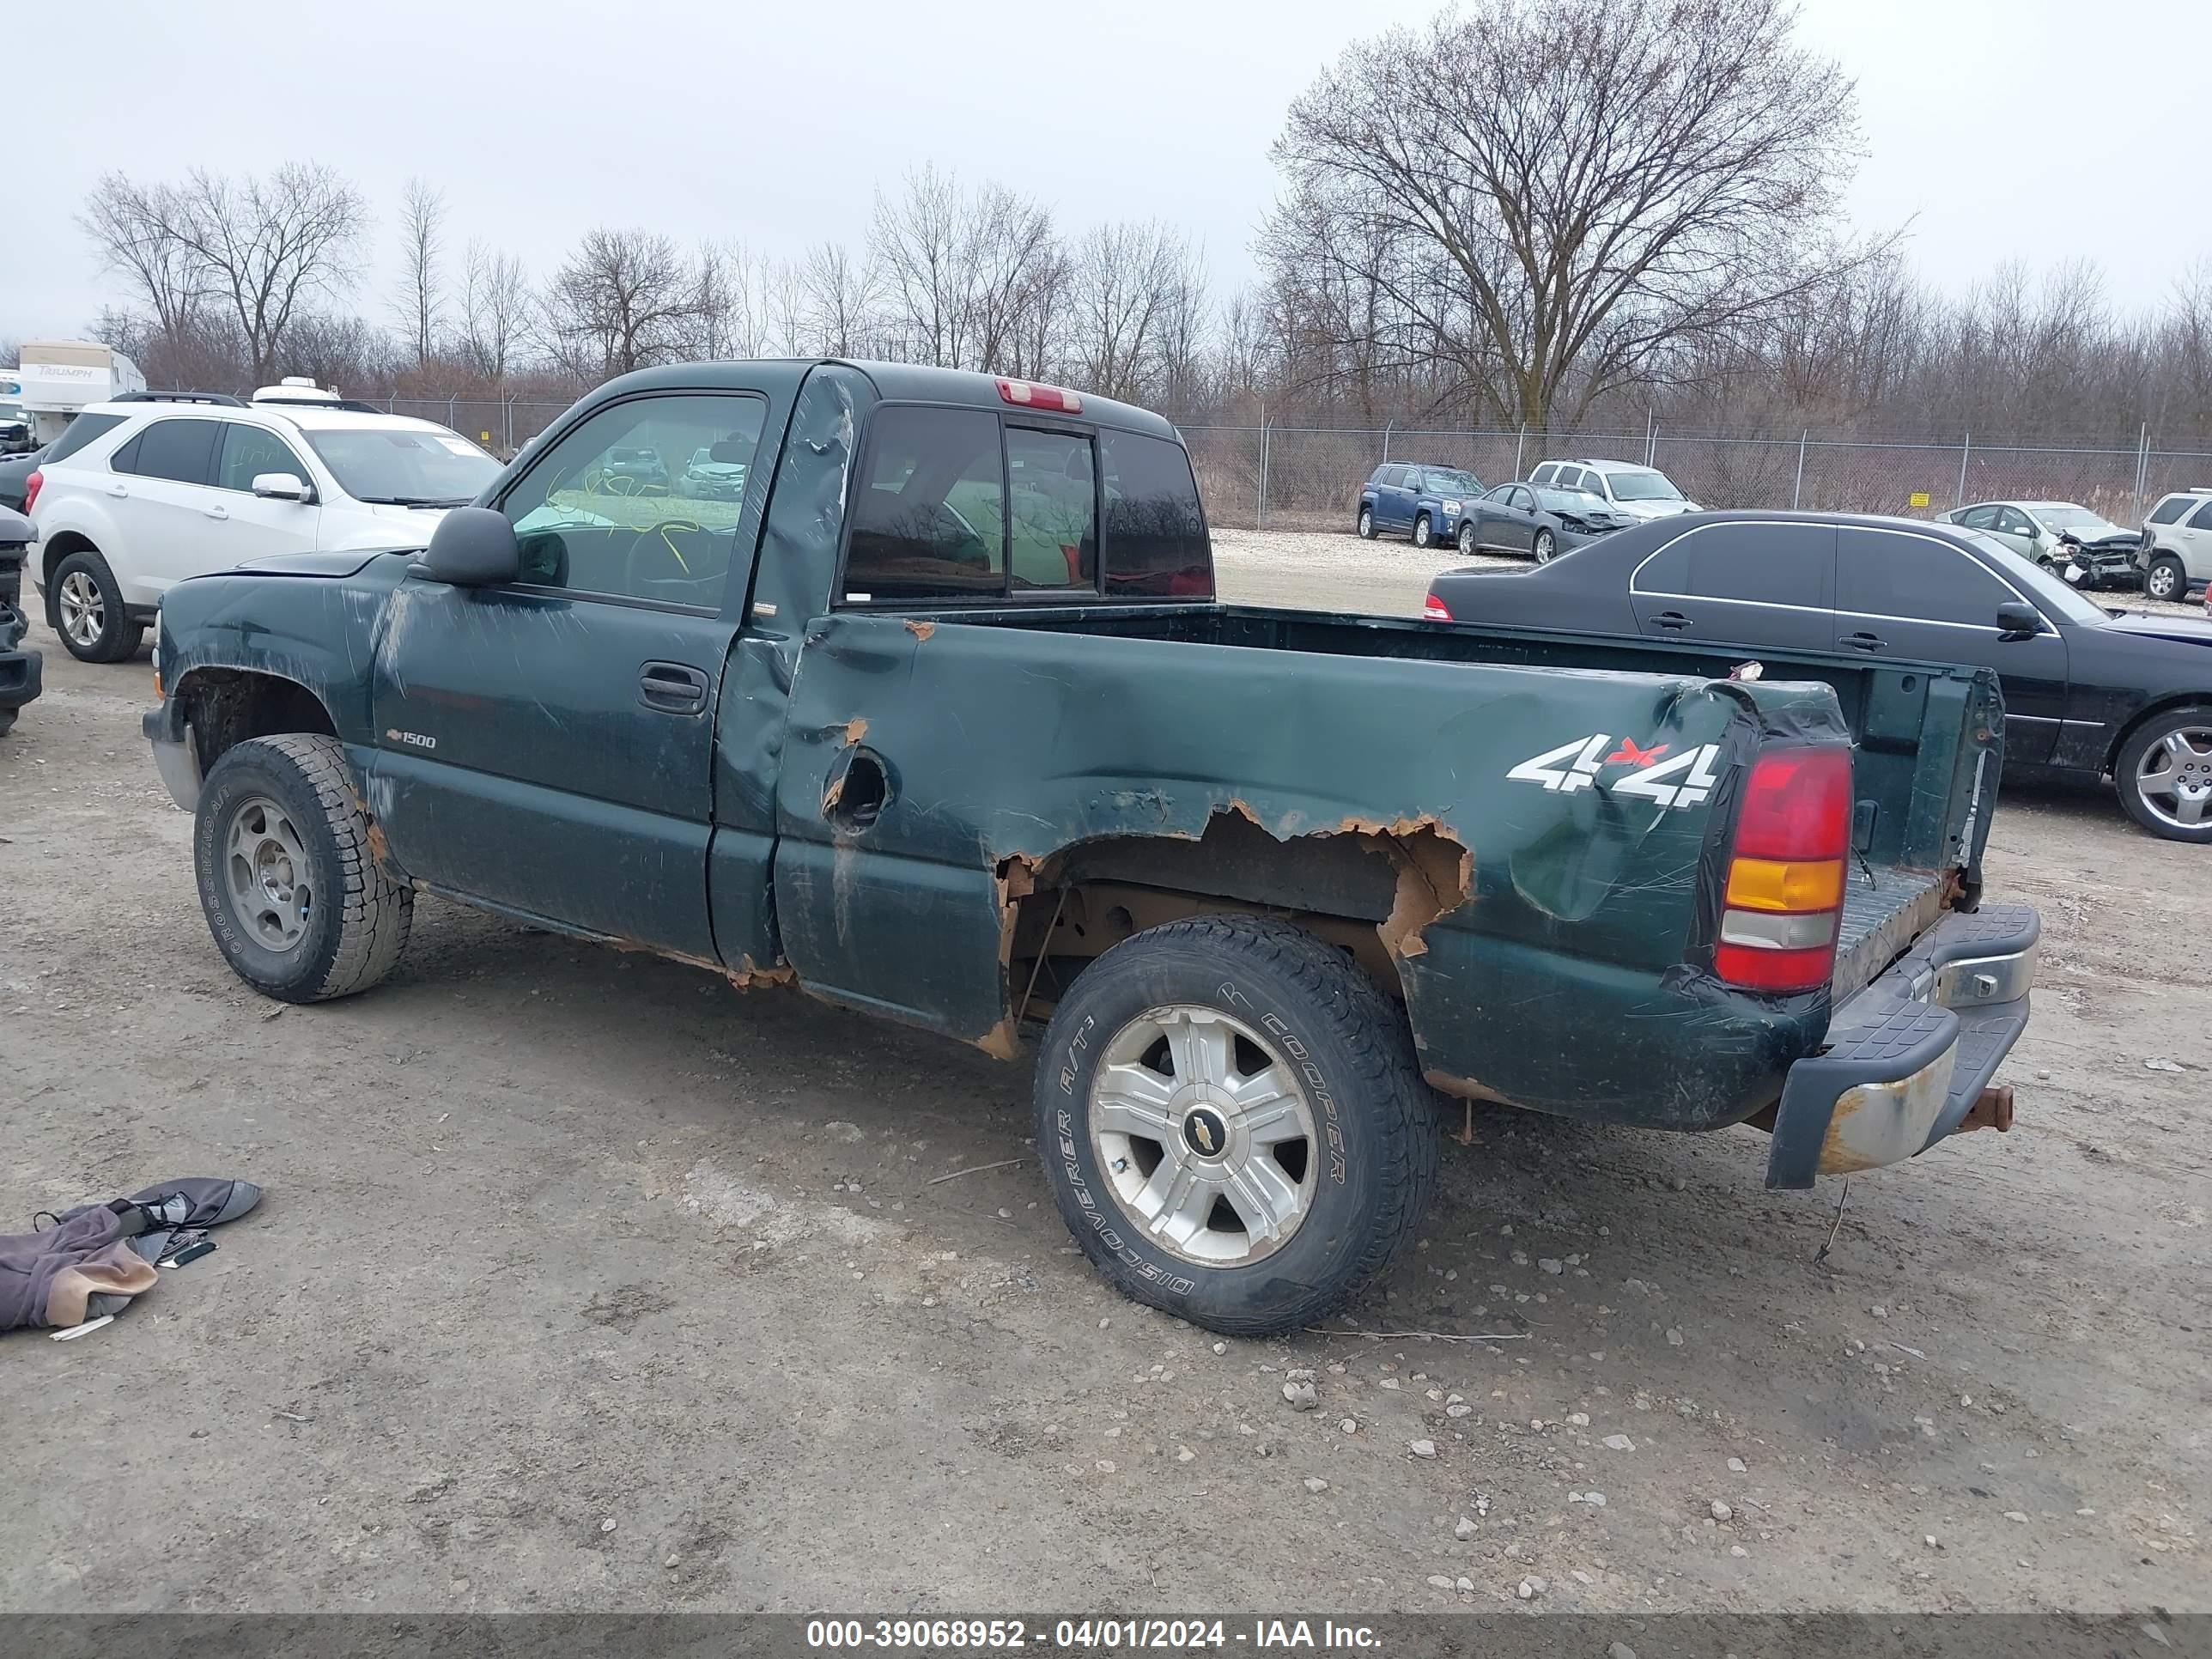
xmin=1 ymin=559 xmax=2207 ymax=1616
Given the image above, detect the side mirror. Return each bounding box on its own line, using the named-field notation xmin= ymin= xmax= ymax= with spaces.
xmin=252 ymin=471 xmax=312 ymax=502
xmin=1995 ymin=601 xmax=2045 ymax=640
xmin=416 ymin=506 xmax=520 ymax=587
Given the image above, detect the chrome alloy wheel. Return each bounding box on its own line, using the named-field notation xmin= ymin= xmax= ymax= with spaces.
xmin=2134 ymin=725 xmax=2212 ymax=830
xmin=1088 ymin=1005 xmax=1318 ymax=1266
xmin=58 ymin=569 xmax=105 ymax=650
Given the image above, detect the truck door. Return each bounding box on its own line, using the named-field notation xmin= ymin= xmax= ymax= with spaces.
xmin=365 ymin=388 xmax=772 ymax=959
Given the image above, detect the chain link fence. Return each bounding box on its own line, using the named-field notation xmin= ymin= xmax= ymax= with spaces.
xmin=381 ymin=397 xmax=2212 ymax=533
xmin=1178 ymin=422 xmax=2212 ymax=534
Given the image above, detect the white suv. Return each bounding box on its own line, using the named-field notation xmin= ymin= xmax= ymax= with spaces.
xmin=27 ymin=384 xmax=500 ymax=661
xmin=1526 ymin=458 xmax=1699 ymax=522
xmin=2139 ymin=488 xmax=2212 ymax=603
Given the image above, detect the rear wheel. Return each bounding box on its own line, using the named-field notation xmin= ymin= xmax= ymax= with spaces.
xmin=1035 ymin=914 xmax=1438 ymax=1337
xmin=1412 ymin=513 xmax=1433 ymax=549
xmin=2116 ymin=707 xmax=2212 ymax=842
xmin=1356 ymin=506 xmax=1375 ymax=540
xmin=2147 ymin=556 xmax=2187 ymax=603
xmin=193 ymin=733 xmax=414 ymax=1000
xmin=49 ymin=549 xmax=143 ymax=664
xmin=1533 ymin=528 xmax=1557 ymax=563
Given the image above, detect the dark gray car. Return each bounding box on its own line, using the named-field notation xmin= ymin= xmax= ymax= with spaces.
xmin=1455 ymin=481 xmax=1633 ymax=561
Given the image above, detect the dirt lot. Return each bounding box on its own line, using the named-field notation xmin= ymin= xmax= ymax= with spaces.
xmin=2 ymin=533 xmax=2207 ymax=1616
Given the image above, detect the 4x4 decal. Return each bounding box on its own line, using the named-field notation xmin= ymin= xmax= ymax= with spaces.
xmin=1508 ymin=735 xmax=1723 ymax=811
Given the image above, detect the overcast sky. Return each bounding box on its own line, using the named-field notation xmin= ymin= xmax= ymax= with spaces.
xmin=7 ymin=0 xmax=2208 ymax=344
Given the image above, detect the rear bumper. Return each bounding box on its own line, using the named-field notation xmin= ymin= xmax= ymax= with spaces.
xmin=1765 ymin=903 xmax=2039 ymax=1188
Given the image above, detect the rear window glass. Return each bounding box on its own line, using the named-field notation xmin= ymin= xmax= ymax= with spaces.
xmin=1102 ymin=429 xmax=1210 ymax=598
xmin=2148 ymin=495 xmax=2198 ymax=526
xmin=1008 ymin=428 xmax=1097 ymax=592
xmin=46 ymin=411 xmax=125 ymax=465
xmin=121 ymin=417 xmax=219 ymax=485
xmin=843 ymin=406 xmax=1006 ymax=602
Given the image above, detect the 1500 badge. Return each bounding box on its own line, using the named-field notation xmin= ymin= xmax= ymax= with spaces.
xmin=1508 ymin=734 xmax=1723 ymax=811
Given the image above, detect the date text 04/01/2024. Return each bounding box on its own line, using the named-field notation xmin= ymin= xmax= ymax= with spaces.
xmin=803 ymin=1618 xmax=1383 ymax=1650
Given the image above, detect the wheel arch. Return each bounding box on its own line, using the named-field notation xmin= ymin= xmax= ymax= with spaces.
xmin=172 ymin=666 xmax=341 ymax=778
xmin=40 ymin=529 xmax=97 ymax=590
xmin=2103 ymin=693 xmax=2211 ymax=777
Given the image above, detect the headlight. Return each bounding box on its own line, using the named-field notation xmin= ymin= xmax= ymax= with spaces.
xmin=1442 ymin=500 xmax=1462 ymax=514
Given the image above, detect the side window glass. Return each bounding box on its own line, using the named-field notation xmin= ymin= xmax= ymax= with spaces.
xmin=842 ymin=406 xmax=1005 ymax=602
xmin=1680 ymin=524 xmax=1833 ymax=607
xmin=131 ymin=418 xmax=219 ymax=485
xmin=1529 ymin=463 xmax=1555 ymax=483
xmin=1635 ymin=536 xmax=1692 ymax=593
xmin=108 ymin=431 xmax=144 ymax=474
xmin=498 ymin=392 xmax=765 ymax=608
xmin=2189 ymin=500 xmax=2212 ymax=530
xmin=1838 ymin=529 xmax=2009 ymax=622
xmin=1406 ymin=470 xmax=1425 ymax=492
xmin=217 ymin=423 xmax=308 ymax=493
xmin=1100 ymin=428 xmax=1211 ymax=598
xmin=1007 ymin=428 xmax=1097 ymax=592
xmin=2147 ymin=495 xmax=2194 ymax=526
xmin=1513 ymin=487 xmax=1535 ymax=511
xmin=1997 ymin=507 xmax=2032 ymax=536
xmin=1558 ymin=467 xmax=1584 ymax=489
xmin=1959 ymin=505 xmax=1997 ymax=531
xmin=46 ymin=411 xmax=124 ymax=465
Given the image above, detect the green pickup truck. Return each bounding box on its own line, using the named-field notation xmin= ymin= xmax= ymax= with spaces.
xmin=143 ymin=360 xmax=2039 ymax=1335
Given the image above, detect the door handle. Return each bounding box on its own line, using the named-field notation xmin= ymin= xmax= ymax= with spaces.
xmin=638 ymin=660 xmax=709 ymax=714
xmin=1842 ymin=630 xmax=1887 ymax=652
xmin=1653 ymin=611 xmax=1693 ymax=630
xmin=203 ymin=504 xmax=229 ymax=520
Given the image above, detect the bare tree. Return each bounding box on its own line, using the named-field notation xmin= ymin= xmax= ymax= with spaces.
xmin=1265 ymin=0 xmax=1876 ymax=430
xmin=798 ymin=241 xmax=878 ymax=358
xmin=390 ymin=177 xmax=446 ymax=368
xmin=539 ymin=228 xmax=708 ymax=380
xmin=870 ymin=166 xmax=1060 ymax=373
xmin=457 ymin=241 xmax=530 ymax=383
xmin=79 ymin=173 xmax=209 ymax=345
xmin=1066 ymin=221 xmax=1200 ymax=404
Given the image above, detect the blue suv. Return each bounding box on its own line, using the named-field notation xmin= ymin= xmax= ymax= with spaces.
xmin=1357 ymin=463 xmax=1483 ymax=548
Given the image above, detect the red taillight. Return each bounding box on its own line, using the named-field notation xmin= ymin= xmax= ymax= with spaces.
xmin=1423 ymin=594 xmax=1454 ymax=622
xmin=1715 ymin=745 xmax=1852 ymax=994
xmin=22 ymin=469 xmax=42 ymax=515
xmin=996 ymin=378 xmax=1083 ymax=415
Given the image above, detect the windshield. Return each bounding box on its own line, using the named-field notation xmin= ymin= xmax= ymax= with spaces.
xmin=1535 ymin=486 xmax=1604 ymax=511
xmin=1961 ymin=532 xmax=2107 ymax=625
xmin=307 ymin=426 xmax=501 ymax=506
xmin=2030 ymin=505 xmax=2112 ymax=532
xmin=1421 ymin=468 xmax=1480 ymax=495
xmin=1602 ymin=468 xmax=1685 ymax=502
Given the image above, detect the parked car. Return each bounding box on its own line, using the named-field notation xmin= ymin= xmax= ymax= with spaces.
xmin=677 ymin=444 xmax=747 ymax=501
xmin=1355 ymin=462 xmax=1483 ymax=547
xmin=2139 ymin=489 xmax=2212 ymax=603
xmin=142 ymin=361 xmax=2033 ymax=1335
xmin=1425 ymin=510 xmax=2212 ymax=841
xmin=595 ymin=446 xmax=672 ymax=495
xmin=1527 ymin=458 xmax=1698 ymax=521
xmin=0 ymin=507 xmax=41 ymax=736
xmin=1456 ymin=480 xmax=1632 ymax=560
xmin=0 ymin=443 xmax=49 ymax=513
xmin=1939 ymin=500 xmax=2142 ymax=589
xmin=27 ymin=389 xmax=500 ymax=662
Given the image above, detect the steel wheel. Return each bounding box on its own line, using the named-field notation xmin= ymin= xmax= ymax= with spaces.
xmin=2133 ymin=726 xmax=2212 ymax=830
xmin=222 ymin=795 xmax=315 ymax=953
xmin=58 ymin=569 xmax=105 ymax=650
xmin=1089 ymin=1004 xmax=1317 ymax=1267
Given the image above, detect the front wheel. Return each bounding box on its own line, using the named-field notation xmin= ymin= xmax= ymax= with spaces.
xmin=1533 ymin=528 xmax=1557 ymax=563
xmin=1035 ymin=915 xmax=1438 ymax=1337
xmin=1356 ymin=507 xmax=1375 ymax=540
xmin=1456 ymin=520 xmax=1477 ymax=556
xmin=2147 ymin=556 xmax=2188 ymax=603
xmin=193 ymin=733 xmax=415 ymax=1000
xmin=49 ymin=549 xmax=143 ymax=663
xmin=1412 ymin=513 xmax=1433 ymax=549
xmin=2116 ymin=707 xmax=2212 ymax=842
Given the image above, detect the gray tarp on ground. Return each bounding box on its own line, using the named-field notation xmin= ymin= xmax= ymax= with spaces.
xmin=0 ymin=1177 xmax=261 ymax=1330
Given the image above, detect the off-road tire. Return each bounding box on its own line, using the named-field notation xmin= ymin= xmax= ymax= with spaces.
xmin=2147 ymin=556 xmax=2187 ymax=603
xmin=49 ymin=548 xmax=143 ymax=663
xmin=1412 ymin=513 xmax=1433 ymax=549
xmin=194 ymin=733 xmax=413 ymax=1001
xmin=1035 ymin=914 xmax=1438 ymax=1337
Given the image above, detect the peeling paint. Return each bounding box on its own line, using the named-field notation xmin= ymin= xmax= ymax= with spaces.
xmin=902 ymin=619 xmax=936 ymax=641
xmin=730 ymin=954 xmax=799 ymax=991
xmin=841 ymin=717 xmax=868 ymax=746
xmin=1424 ymin=1070 xmax=1517 ymax=1107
